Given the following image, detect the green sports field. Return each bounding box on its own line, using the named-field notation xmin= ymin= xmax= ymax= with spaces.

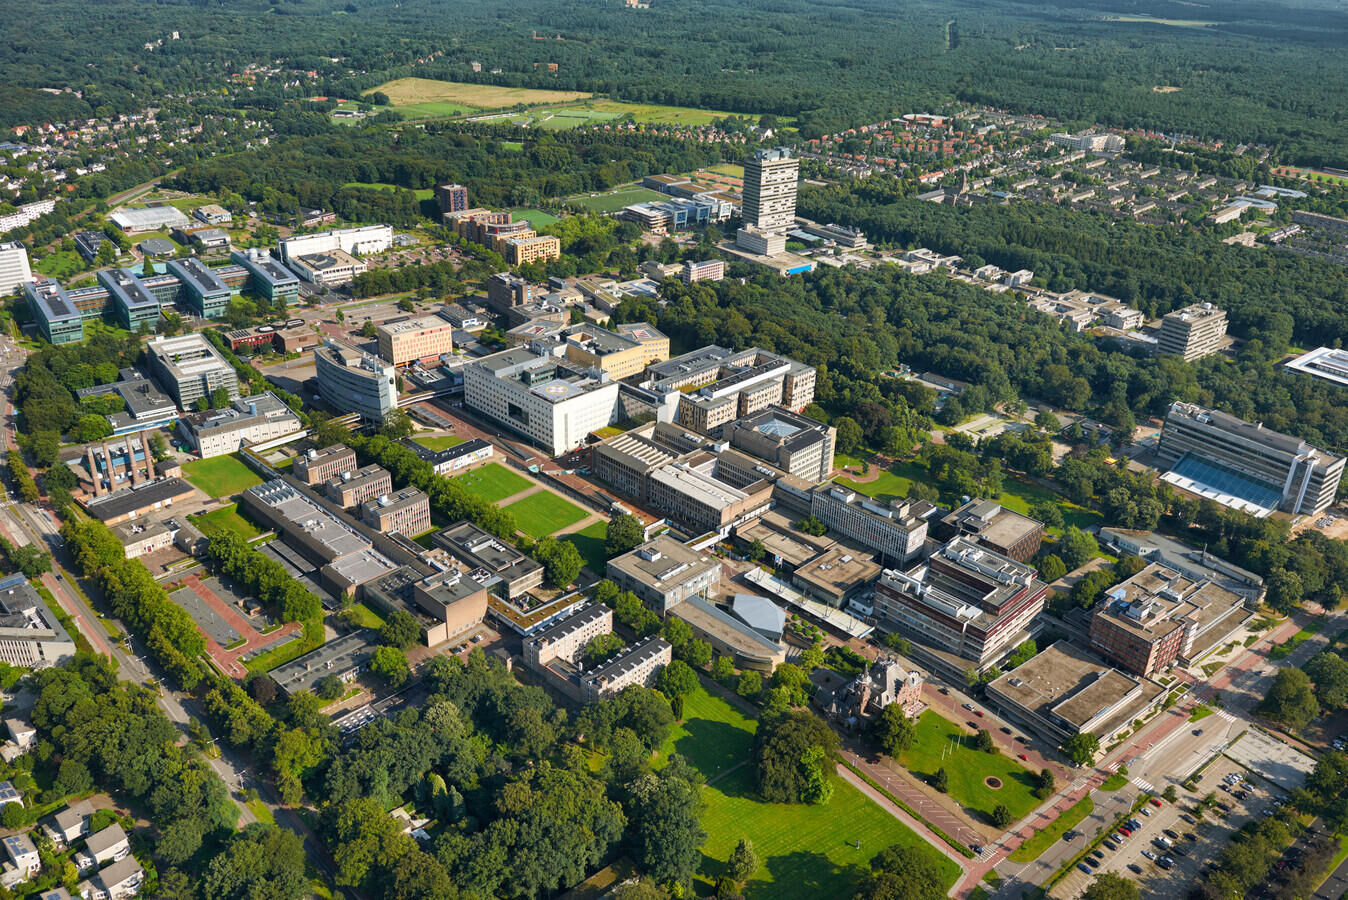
xmin=566 ymin=186 xmax=669 ymax=214
xmin=183 ymin=454 xmax=264 ymax=498
xmin=450 ymin=462 xmax=532 ymax=503
xmin=413 ymin=434 xmax=465 ymax=451
xmin=509 ymin=208 xmax=561 ymax=228
xmin=503 ymin=491 xmax=588 ymax=539
xmin=342 ymin=181 xmax=434 ymax=200
xmin=895 ymin=711 xmax=1039 ymax=824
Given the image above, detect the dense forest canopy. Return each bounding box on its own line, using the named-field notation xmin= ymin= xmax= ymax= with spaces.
xmin=1 ymin=0 xmax=1346 ymax=164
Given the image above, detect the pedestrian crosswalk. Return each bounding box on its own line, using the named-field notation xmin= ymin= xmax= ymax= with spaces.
xmin=1070 ymin=775 xmax=1091 ymax=792
xmin=1211 ymin=708 xmax=1237 ymax=724
xmin=1131 ymin=776 xmax=1157 ymax=793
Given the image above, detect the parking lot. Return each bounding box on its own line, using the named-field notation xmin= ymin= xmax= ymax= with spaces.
xmin=1053 ymin=755 xmax=1283 ymax=898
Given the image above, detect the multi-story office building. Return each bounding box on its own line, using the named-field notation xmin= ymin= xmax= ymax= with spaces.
xmin=1157 ymin=303 xmax=1227 ymax=361
xmin=288 ymin=249 xmax=367 ymax=286
xmin=682 ymin=259 xmax=724 ymax=284
xmin=278 ymin=224 xmax=393 ymax=263
xmin=1088 ymin=562 xmax=1254 ymax=677
xmin=24 ymin=279 xmax=84 ymax=344
xmin=293 ymin=445 xmax=358 ymax=486
xmin=360 ymin=487 xmax=432 ymax=536
xmin=0 ymin=576 xmax=76 ymax=669
xmin=742 ymin=147 xmax=799 ymax=231
xmin=642 ymin=345 xmax=816 ymax=433
xmin=607 ymin=535 xmax=721 ymax=615
xmin=230 ymin=249 xmax=300 ymax=306
xmin=362 ymin=564 xmax=492 ymax=648
xmin=646 ymin=454 xmax=774 ymax=535
xmin=313 ymin=339 xmax=398 ymax=423
xmin=145 ymin=333 xmax=240 ymax=409
xmin=325 ymin=464 xmax=393 ymax=508
xmin=464 ymin=346 xmax=620 ymax=456
xmin=177 ymin=392 xmax=303 ymax=458
xmin=432 ymin=521 xmax=545 ymax=598
xmin=165 ymin=257 xmax=230 ymax=318
xmin=434 ymin=184 xmax=469 ymax=215
xmin=503 ymin=235 xmax=562 ymax=266
xmin=723 ymin=407 xmax=836 ymax=483
xmin=399 ymin=437 xmax=493 ymax=475
xmin=933 ymin=498 xmax=1044 ymax=564
xmin=1156 ymin=401 xmax=1345 ymax=516
xmin=0 ymin=243 xmax=32 ymax=296
xmin=97 ymin=268 xmax=161 ymax=331
xmin=809 ymin=484 xmax=934 ymax=568
xmin=872 ymin=538 xmax=1047 ymax=680
xmin=486 ymin=272 xmax=535 ymax=312
xmin=1049 ymin=132 xmax=1125 ymax=153
xmin=376 ymin=314 xmax=455 ymax=366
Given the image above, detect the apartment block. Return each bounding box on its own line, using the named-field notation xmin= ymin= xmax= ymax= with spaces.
xmin=293 ymin=444 xmax=357 ymax=486
xmin=503 ymin=234 xmax=562 ymax=266
xmin=581 ymin=636 xmax=672 ymax=702
xmin=360 ymin=487 xmax=432 ymax=536
xmin=1088 ymin=562 xmax=1254 ymax=677
xmin=524 ymin=602 xmax=614 ymax=668
xmin=376 ymin=314 xmax=455 ymax=366
xmin=486 ymin=272 xmax=536 ymax=312
xmin=809 ymin=484 xmax=934 ymax=568
xmin=434 ymin=183 xmax=469 ymax=215
xmin=873 ymin=538 xmax=1047 ymax=680
xmin=145 ymin=333 xmax=240 ymax=409
xmin=1156 ymin=401 xmax=1345 ymax=517
xmin=325 ymin=464 xmax=393 ymax=508
xmin=1157 ymin=303 xmax=1227 ymax=361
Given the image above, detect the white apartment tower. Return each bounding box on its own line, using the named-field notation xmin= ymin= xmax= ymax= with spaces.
xmin=742 ymin=148 xmax=799 ymax=232
xmin=0 ymin=243 xmax=33 ymax=296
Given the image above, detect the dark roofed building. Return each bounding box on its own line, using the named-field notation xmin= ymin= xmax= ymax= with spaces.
xmin=934 ymin=498 xmax=1045 ymax=563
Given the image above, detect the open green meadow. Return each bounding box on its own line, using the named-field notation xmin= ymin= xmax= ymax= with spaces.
xmin=835 ymin=459 xmax=926 ymax=503
xmin=34 ymin=251 xmax=84 ymax=279
xmin=413 ymin=434 xmax=465 ymax=452
xmin=190 ymin=504 xmax=262 ymax=540
xmin=342 ymin=181 xmax=434 ymax=200
xmin=561 ymin=520 xmax=609 ymax=574
xmin=656 ymin=685 xmax=756 ymax=778
xmin=509 ymin=208 xmax=561 ymax=228
xmin=450 ymin=462 xmax=532 ymax=503
xmin=698 ymin=766 xmax=961 ymax=898
xmin=895 ymin=711 xmax=1039 ymax=823
xmin=503 ymin=491 xmax=588 ymax=539
xmin=566 ymin=186 xmax=669 ymax=214
xmin=183 ymin=454 xmax=264 ymax=497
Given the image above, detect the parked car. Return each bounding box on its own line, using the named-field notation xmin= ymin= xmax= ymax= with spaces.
xmin=1193 ymin=728 xmax=1203 ymax=736
xmin=1083 ymin=857 xmax=1099 ymax=869
xmin=1157 ymin=857 xmax=1174 ymax=870
xmin=1163 ymin=829 xmax=1179 ymax=839
xmin=1150 ymin=797 xmax=1164 ymax=807
xmin=1018 ymin=753 xmax=1029 ymax=761
xmin=962 ymin=703 xmax=974 ymax=711
xmin=1063 ymin=831 xmax=1078 ymax=842
xmin=1217 ymin=801 xmax=1231 ymax=812
xmin=1180 ymin=813 xmax=1196 ymax=824
xmin=1078 ymin=864 xmax=1093 ymax=875
xmin=1142 ymin=850 xmax=1156 ymax=860
xmin=1092 ymin=850 xmax=1105 ymax=861
xmin=975 ymin=710 xmax=984 ymax=717
xmin=1128 ymin=864 xmax=1144 ymax=875
xmin=1140 ymin=807 xmax=1151 ymax=816
xmin=1173 ymin=845 xmax=1189 ymax=857
xmin=1103 ymin=840 xmax=1118 ymax=851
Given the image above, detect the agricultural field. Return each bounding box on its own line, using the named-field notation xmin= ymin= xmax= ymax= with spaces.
xmin=894 ymin=711 xmax=1040 ymax=823
xmin=450 ymin=462 xmax=532 ymax=503
xmin=342 ymin=182 xmax=434 ymax=201
xmin=365 ymin=77 xmax=591 ymax=111
xmin=183 ymin=454 xmax=264 ymax=498
xmin=560 ymin=520 xmax=608 ymax=574
xmin=502 ymin=491 xmax=589 ymax=539
xmin=566 ymin=186 xmax=669 ymax=214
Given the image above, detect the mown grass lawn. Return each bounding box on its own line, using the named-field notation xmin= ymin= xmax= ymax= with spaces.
xmin=450 ymin=462 xmax=532 ymax=503
xmin=896 ymin=711 xmax=1040 ymax=824
xmin=566 ymin=186 xmax=668 ymax=214
xmin=414 ymin=433 xmax=465 ymax=452
xmin=190 ymin=504 xmax=262 ymax=540
xmin=698 ymin=766 xmax=961 ymax=899
xmin=183 ymin=454 xmax=263 ymax=497
xmin=503 ymin=491 xmax=588 ymax=539
xmin=655 ymin=685 xmax=756 ymax=779
xmin=561 ymin=520 xmax=609 ymax=574
xmin=835 ymin=459 xmax=927 ymax=503
xmin=1007 ymin=795 xmax=1094 ymax=862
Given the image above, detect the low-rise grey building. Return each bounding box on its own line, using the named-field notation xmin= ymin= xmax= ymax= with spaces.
xmin=606 ymin=535 xmax=720 ymax=615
